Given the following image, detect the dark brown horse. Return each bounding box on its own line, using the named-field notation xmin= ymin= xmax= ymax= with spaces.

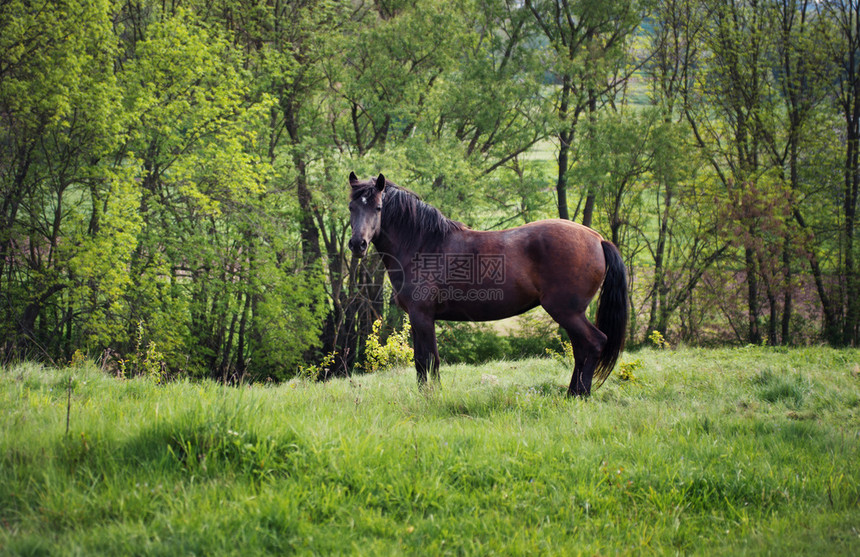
xmin=347 ymin=173 xmax=628 ymax=396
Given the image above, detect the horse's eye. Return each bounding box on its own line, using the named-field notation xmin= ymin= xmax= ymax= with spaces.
xmin=376 ymin=206 xmax=382 ymax=212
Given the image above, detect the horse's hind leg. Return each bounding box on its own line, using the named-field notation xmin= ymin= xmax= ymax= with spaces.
xmin=553 ymin=312 xmax=607 ymax=397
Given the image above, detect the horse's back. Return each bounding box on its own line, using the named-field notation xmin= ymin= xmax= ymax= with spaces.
xmin=483 ymin=219 xmax=605 ymax=269
xmin=455 ymin=218 xmax=607 ymax=297
xmin=511 ymin=220 xmax=605 ymax=292
xmin=506 ymin=219 xmax=604 ymax=252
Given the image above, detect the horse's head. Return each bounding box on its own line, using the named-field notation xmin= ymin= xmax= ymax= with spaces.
xmin=347 ymin=171 xmax=386 ymax=258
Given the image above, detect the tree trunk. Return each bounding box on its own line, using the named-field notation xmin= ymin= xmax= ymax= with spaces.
xmin=581 ymin=91 xmax=598 ymax=229
xmin=556 ymin=75 xmax=572 ymax=221
xmin=781 ymin=240 xmax=792 ymax=344
xmin=581 ymin=195 xmax=595 ymax=229
xmin=844 ymin=93 xmax=859 ymax=344
xmin=295 ymin=156 xmax=322 ymax=266
xmin=745 ymin=244 xmax=762 ymax=344
xmin=236 ymin=290 xmax=251 ymax=373
xmin=648 ymin=183 xmax=673 ymax=336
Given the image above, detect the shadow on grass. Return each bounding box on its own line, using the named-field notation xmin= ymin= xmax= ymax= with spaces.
xmin=113 ymin=416 xmax=312 ymax=480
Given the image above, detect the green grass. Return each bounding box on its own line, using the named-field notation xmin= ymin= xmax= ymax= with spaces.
xmin=2 ymin=347 xmax=859 ymax=555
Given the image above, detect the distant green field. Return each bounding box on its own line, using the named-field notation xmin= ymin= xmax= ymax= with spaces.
xmin=2 ymin=347 xmax=859 ymax=555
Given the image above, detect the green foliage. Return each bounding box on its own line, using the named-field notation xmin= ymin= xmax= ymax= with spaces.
xmin=248 ymin=265 xmax=328 ymax=380
xmin=0 ymin=0 xmax=124 ymax=355
xmin=437 ymin=319 xmax=564 ymax=365
xmin=363 ymin=316 xmax=413 ymax=373
xmin=437 ymin=323 xmax=512 ymax=364
xmin=297 ymin=350 xmax=338 ymax=382
xmin=1 ymin=0 xmax=858 ymax=377
xmin=616 ymin=358 xmax=642 ymax=382
xmin=649 ymin=330 xmax=669 ymax=349
xmin=120 ymin=322 xmax=167 ymax=384
xmin=65 ymin=172 xmax=144 ymax=348
xmin=545 ymin=335 xmax=575 ymax=368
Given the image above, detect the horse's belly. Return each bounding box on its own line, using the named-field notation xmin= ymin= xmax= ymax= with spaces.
xmin=432 ymin=292 xmax=539 ymax=322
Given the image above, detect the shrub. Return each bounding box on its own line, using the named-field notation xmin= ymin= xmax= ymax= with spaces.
xmin=436 ymin=320 xmax=566 ymax=364
xmin=437 ymin=323 xmax=511 ymax=364
xmin=297 ymin=350 xmax=338 ymax=381
xmin=119 ymin=321 xmax=167 ymax=383
xmin=364 ymin=316 xmax=413 ymax=372
xmin=617 ymin=359 xmax=643 ymax=382
xmin=649 ymin=330 xmax=669 ymax=349
xmin=545 ymin=336 xmax=575 ymax=367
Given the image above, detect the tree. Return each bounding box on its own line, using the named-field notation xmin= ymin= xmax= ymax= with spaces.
xmin=525 ymin=0 xmax=642 ymax=224
xmin=681 ymin=0 xmax=784 ymax=344
xmin=642 ymin=0 xmax=731 ymax=340
xmin=757 ymin=0 xmax=837 ymax=344
xmin=0 ymin=0 xmax=121 ymax=359
xmin=820 ymin=0 xmax=860 ymax=345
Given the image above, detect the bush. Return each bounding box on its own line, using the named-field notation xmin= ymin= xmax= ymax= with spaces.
xmin=363 ymin=316 xmax=414 ymax=372
xmin=437 ymin=320 xmax=566 ymax=364
xmin=437 ymin=323 xmax=511 ymax=364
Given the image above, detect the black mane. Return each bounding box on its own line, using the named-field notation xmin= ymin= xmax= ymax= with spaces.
xmin=351 ymin=179 xmax=466 ymax=251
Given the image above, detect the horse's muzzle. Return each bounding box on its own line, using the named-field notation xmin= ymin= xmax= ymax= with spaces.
xmin=348 ymin=237 xmax=368 ymax=257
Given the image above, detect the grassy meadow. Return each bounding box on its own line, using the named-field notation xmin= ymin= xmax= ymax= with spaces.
xmin=2 ymin=347 xmax=859 ymax=555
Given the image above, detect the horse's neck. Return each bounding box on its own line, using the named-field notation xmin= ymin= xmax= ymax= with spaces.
xmin=374 ymin=200 xmax=456 ymax=261
xmin=371 ymin=231 xmax=413 ymax=294
xmin=373 ymin=227 xmax=415 ymax=265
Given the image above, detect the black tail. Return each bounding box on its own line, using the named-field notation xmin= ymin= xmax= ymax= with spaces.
xmin=594 ymin=241 xmax=629 ymax=387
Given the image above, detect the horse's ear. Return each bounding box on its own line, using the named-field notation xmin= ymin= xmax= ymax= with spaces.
xmin=349 ymin=171 xmax=359 ymax=187
xmin=375 ymin=173 xmax=386 ymax=192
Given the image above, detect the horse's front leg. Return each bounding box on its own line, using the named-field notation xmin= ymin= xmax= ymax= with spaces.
xmin=409 ymin=310 xmax=440 ymax=386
